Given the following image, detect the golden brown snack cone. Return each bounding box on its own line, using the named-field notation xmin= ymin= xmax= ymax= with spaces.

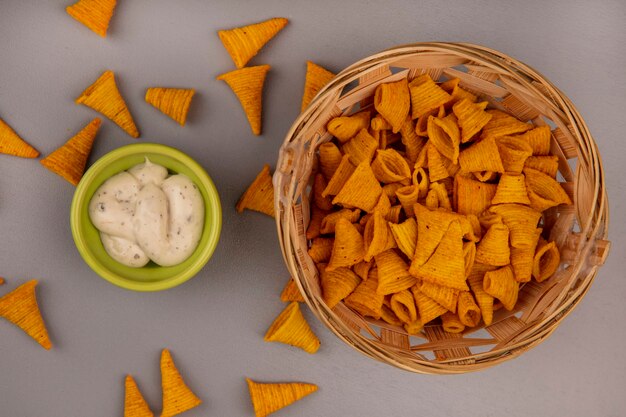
xmin=160 ymin=349 xmax=202 ymax=417
xmin=332 ymin=161 xmax=382 ymax=212
xmin=481 ymin=109 xmax=532 ymax=139
xmin=395 ymin=184 xmax=419 ymax=217
xmin=236 ymin=164 xmax=275 ymax=217
xmin=326 ymin=218 xmax=365 ymax=270
xmin=511 ymin=227 xmax=542 ymax=283
xmin=344 ymin=268 xmax=384 ymax=319
xmin=0 ymin=280 xmax=51 ymax=350
xmin=40 ymin=118 xmax=101 ymax=186
xmin=321 ymin=154 xmax=355 ymax=197
xmin=321 ymin=267 xmax=361 ymax=309
xmin=419 ymin=281 xmax=459 ymax=313
xmin=76 ymin=71 xmax=139 ymax=138
xmin=452 ymin=99 xmax=492 ymax=143
xmin=533 ymin=238 xmax=561 ymax=283
xmin=363 ymin=211 xmax=396 ymax=262
xmin=352 ymin=260 xmax=373 ymax=281
xmin=388 ymin=218 xmax=417 ymax=258
xmin=400 ymin=116 xmax=426 ymax=163
xmin=0 ymin=118 xmax=39 ymax=158
xmin=426 ymin=143 xmax=450 ymax=182
xmin=457 ymin=291 xmax=481 ymax=327
xmin=496 ymin=135 xmax=533 ymax=174
xmin=217 ymin=65 xmax=270 ymax=135
xmin=374 ymin=78 xmax=410 ymax=133
xmin=409 ymin=74 xmax=451 ymax=119
xmin=390 ymin=290 xmax=417 ymax=324
xmin=312 ymin=173 xmax=333 ymax=211
xmin=475 ymin=223 xmax=510 ymax=266
xmin=380 ymin=303 xmax=403 ymax=326
xmin=280 ymin=278 xmax=304 ymax=303
xmin=318 ymin=142 xmax=343 ymax=181
xmin=307 ymin=238 xmax=334 ymax=263
xmin=264 ymin=302 xmax=320 ymax=353
xmin=374 ymin=249 xmax=416 ymax=295
xmin=66 ymin=0 xmax=117 ymax=37
xmin=427 ymin=114 xmax=460 ymax=163
xmin=0 ymin=277 xmax=4 ymax=285
xmin=524 ymin=155 xmax=559 ymax=178
xmin=342 ymin=128 xmax=378 ymax=165
xmin=483 ymin=265 xmax=519 ymax=311
xmin=410 ymin=220 xmax=468 ymax=291
xmin=440 ymin=78 xmax=477 ymax=108
xmin=441 ymin=311 xmax=465 ymax=333
xmin=145 ymin=88 xmax=195 ymax=126
xmin=218 ymin=18 xmax=288 ymax=69
xmin=491 ymin=173 xmax=531 ymax=206
xmin=488 ymin=203 xmax=542 ymax=249
xmin=301 ymin=61 xmax=335 ymax=112
xmin=320 ymin=208 xmax=360 ymax=234
xmin=246 ymin=378 xmax=317 ymax=417
xmin=371 ymin=114 xmax=392 ymax=131
xmin=467 ymin=263 xmax=497 ymax=326
xmin=411 ymin=285 xmax=447 ymax=324
xmin=524 ymin=167 xmax=572 ymax=212
xmin=371 ymin=148 xmax=411 ymax=183
xmin=124 ymin=375 xmax=154 ymax=417
xmin=413 ymin=167 xmax=430 ymax=199
xmin=518 ymin=125 xmax=551 ymax=155
xmin=412 ymin=203 xmax=459 ymax=267
xmin=454 ymin=174 xmax=496 ymax=215
xmin=305 ymin=205 xmax=328 ymax=240
xmin=458 ymin=137 xmax=505 ymax=173
xmin=327 ymin=110 xmax=371 ymax=143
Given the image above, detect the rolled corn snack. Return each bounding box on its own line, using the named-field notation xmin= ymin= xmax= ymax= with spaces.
xmin=301 ymin=61 xmax=335 ymax=112
xmin=246 ymin=378 xmax=317 ymax=417
xmin=419 ymin=281 xmax=459 ymax=313
xmin=390 ymin=289 xmax=418 ymax=324
xmin=375 ymin=249 xmax=416 ymax=295
xmin=344 ymin=268 xmax=384 ymax=319
xmin=452 ymin=99 xmax=492 ymax=143
xmin=388 ymin=218 xmax=417 ymax=258
xmin=371 ymin=148 xmax=412 ymax=184
xmin=342 ymin=128 xmax=378 ymax=165
xmin=483 ymin=265 xmax=519 ymax=311
xmin=327 ymin=110 xmax=371 ymax=143
xmin=511 ymin=227 xmax=543 ymax=283
xmin=411 ymin=285 xmax=447 ymax=324
xmin=409 ymin=74 xmax=451 ymax=119
xmin=491 ymin=173 xmax=531 ymax=206
xmin=532 ymin=238 xmax=560 ymax=282
xmin=264 ymin=301 xmax=321 ymax=353
xmin=457 ymin=291 xmax=482 ymax=327
xmin=363 ymin=211 xmax=397 ymax=262
xmin=318 ymin=142 xmax=343 ymax=181
xmin=481 ymin=109 xmax=532 ymax=139
xmin=441 ymin=311 xmax=465 ymax=334
xmin=326 ymin=218 xmax=364 ymax=270
xmin=374 ymin=78 xmax=410 ymax=133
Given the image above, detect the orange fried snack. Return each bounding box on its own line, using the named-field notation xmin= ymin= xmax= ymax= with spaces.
xmin=321 ymin=267 xmax=361 ymax=309
xmin=441 ymin=311 xmax=465 ymax=333
xmin=236 ymin=164 xmax=275 ymax=217
xmin=124 ymin=375 xmax=154 ymax=417
xmin=66 ymin=0 xmax=117 ymax=37
xmin=483 ymin=266 xmax=519 ymax=311
xmin=411 ymin=286 xmax=447 ymax=324
xmin=427 ymin=114 xmax=460 ymax=164
xmin=318 ymin=142 xmax=343 ymax=181
xmin=390 ymin=290 xmax=417 ymax=324
xmin=481 ymin=109 xmax=532 ymax=139
xmin=40 ymin=118 xmax=101 ymax=186
xmin=388 ymin=218 xmax=417 ymax=258
xmin=342 ymin=128 xmax=378 ymax=165
xmin=374 ymin=78 xmax=410 ymax=133
xmin=246 ymin=378 xmax=317 ymax=417
xmin=511 ymin=228 xmax=543 ymax=283
xmin=491 ymin=173 xmax=531 ymax=206
xmin=264 ymin=302 xmax=320 ymax=353
xmin=217 ymin=65 xmax=270 ymax=135
xmin=363 ymin=211 xmax=396 ymax=261
xmin=218 ymin=18 xmax=288 ymax=68
xmin=332 ymin=161 xmax=382 ymax=212
xmin=409 ymin=74 xmax=451 ymax=119
xmin=326 ymin=218 xmax=365 ymax=270
xmin=533 ymin=238 xmax=560 ymax=282
xmin=452 ymin=99 xmax=492 ymax=143
xmin=457 ymin=291 xmax=481 ymax=327
xmin=160 ymin=349 xmax=202 ymax=417
xmin=524 ymin=167 xmax=572 ymax=212
xmin=145 ymin=88 xmax=195 ymax=126
xmin=280 ymin=278 xmax=304 ymax=302
xmin=475 ymin=223 xmax=510 ymax=266
xmin=344 ymin=268 xmax=384 ymax=319
xmin=454 ymin=174 xmax=496 ymax=216
xmin=76 ymin=70 xmax=139 ymax=138
xmin=458 ymin=137 xmax=505 ymax=173
xmin=0 ymin=280 xmax=51 ymax=350
xmin=419 ymin=281 xmax=459 ymax=313
xmin=0 ymin=277 xmax=4 ymax=285
xmin=0 ymin=117 xmax=39 ymax=158
xmin=375 ymin=250 xmax=416 ymax=295
xmin=327 ymin=111 xmax=371 ymax=143
xmin=371 ymin=149 xmax=411 ymax=184
xmin=301 ymin=61 xmax=335 ymax=111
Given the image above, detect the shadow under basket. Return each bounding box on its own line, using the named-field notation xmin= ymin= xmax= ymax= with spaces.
xmin=274 ymin=42 xmax=610 ymax=374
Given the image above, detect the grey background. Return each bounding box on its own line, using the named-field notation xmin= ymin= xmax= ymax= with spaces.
xmin=0 ymin=0 xmax=624 ymax=416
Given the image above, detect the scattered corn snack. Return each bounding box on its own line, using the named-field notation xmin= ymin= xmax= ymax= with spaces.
xmin=66 ymin=0 xmax=117 ymax=37
xmin=301 ymin=61 xmax=335 ymax=111
xmin=218 ymin=18 xmax=288 ymax=69
xmin=0 ymin=280 xmax=51 ymax=349
xmin=40 ymin=118 xmax=101 ymax=186
xmin=246 ymin=378 xmax=317 ymax=417
xmin=76 ymin=70 xmax=139 ymax=138
xmin=0 ymin=117 xmax=39 ymax=158
xmin=305 ymin=72 xmax=571 ymax=334
xmin=0 ymin=277 xmax=4 ymax=285
xmin=236 ymin=164 xmax=275 ymax=217
xmin=160 ymin=349 xmax=202 ymax=417
xmin=145 ymin=88 xmax=195 ymax=126
xmin=124 ymin=375 xmax=154 ymax=417
xmin=264 ymin=301 xmax=320 ymax=353
xmin=217 ymin=65 xmax=270 ymax=135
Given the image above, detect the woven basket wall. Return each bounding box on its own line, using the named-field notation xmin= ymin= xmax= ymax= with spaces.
xmin=274 ymin=42 xmax=610 ymax=374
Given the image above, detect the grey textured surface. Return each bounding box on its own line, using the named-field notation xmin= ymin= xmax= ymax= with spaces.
xmin=0 ymin=0 xmax=625 ymax=416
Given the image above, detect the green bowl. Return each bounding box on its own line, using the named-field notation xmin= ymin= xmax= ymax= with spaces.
xmin=70 ymin=143 xmax=222 ymax=291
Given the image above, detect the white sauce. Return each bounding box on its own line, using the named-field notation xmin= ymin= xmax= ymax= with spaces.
xmin=89 ymin=158 xmax=204 ymax=267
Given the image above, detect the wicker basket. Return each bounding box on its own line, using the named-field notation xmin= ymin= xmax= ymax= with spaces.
xmin=274 ymin=42 xmax=610 ymax=374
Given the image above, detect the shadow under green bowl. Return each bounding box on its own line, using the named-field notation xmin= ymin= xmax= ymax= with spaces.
xmin=70 ymin=143 xmax=222 ymax=292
